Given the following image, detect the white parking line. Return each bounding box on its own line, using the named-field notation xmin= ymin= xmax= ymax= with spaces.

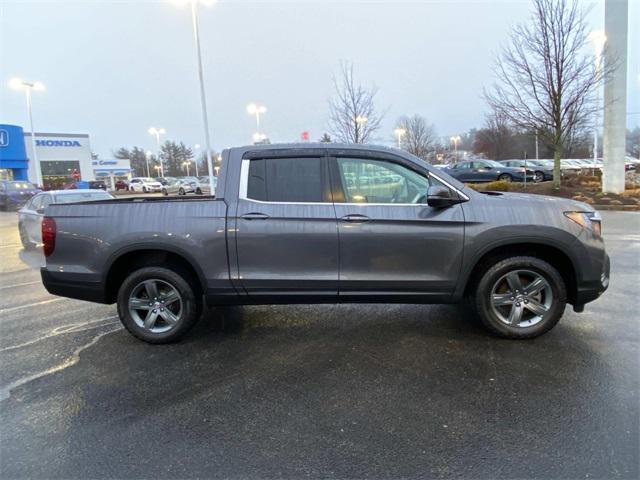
xmin=0 ymin=298 xmax=65 ymax=314
xmin=0 ymin=281 xmax=41 ymax=290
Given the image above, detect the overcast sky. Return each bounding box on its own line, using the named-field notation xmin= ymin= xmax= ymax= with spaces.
xmin=1 ymin=0 xmax=638 ymax=158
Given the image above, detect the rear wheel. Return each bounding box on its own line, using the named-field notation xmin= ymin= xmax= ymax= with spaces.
xmin=474 ymin=256 xmax=566 ymax=339
xmin=178 ymin=188 xmax=185 ymax=195
xmin=196 ymin=188 xmax=202 ymax=195
xmin=142 ymin=186 xmax=148 ymax=193
xmin=117 ymin=266 xmax=202 ymax=343
xmin=162 ymin=188 xmax=168 ymax=196
xmin=498 ymin=173 xmax=513 ymax=182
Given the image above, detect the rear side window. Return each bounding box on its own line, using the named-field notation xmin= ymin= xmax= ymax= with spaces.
xmin=247 ymin=157 xmax=325 ymax=203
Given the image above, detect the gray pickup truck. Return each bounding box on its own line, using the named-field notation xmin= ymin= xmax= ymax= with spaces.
xmin=41 ymin=144 xmax=609 ymax=343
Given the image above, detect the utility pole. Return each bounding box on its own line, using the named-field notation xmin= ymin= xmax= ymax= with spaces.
xmin=602 ymin=0 xmax=628 ymax=194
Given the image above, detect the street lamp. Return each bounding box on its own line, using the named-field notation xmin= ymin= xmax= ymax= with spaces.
xmin=355 ymin=115 xmax=368 ymax=143
xmin=145 ymin=150 xmax=153 ymax=178
xmin=193 ymin=143 xmax=201 ymax=176
xmin=171 ymin=0 xmax=216 ymax=196
xmin=182 ymin=161 xmax=191 ymax=176
xmin=450 ymin=135 xmax=461 ymax=160
xmin=9 ymin=78 xmax=45 ymax=187
xmin=589 ymin=30 xmax=607 ymax=167
xmin=247 ymin=103 xmax=267 ymax=136
xmin=148 ymin=127 xmax=166 ymax=176
xmin=394 ymin=128 xmax=406 ymax=148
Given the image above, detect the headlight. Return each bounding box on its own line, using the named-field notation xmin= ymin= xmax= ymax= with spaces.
xmin=564 ymin=211 xmax=602 ymax=236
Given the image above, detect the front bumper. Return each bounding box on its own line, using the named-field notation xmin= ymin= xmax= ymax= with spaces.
xmin=575 ymin=252 xmax=610 ymax=307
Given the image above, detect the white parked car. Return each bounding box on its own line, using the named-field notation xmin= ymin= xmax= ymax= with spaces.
xmin=129 ymin=177 xmax=163 ymax=193
xmin=18 ymin=189 xmax=114 ymax=249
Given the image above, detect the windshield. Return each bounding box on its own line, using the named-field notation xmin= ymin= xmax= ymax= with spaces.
xmin=7 ymin=181 xmax=36 ymax=190
xmin=53 ymin=192 xmax=113 ymax=203
xmin=140 ymin=178 xmax=155 ymax=182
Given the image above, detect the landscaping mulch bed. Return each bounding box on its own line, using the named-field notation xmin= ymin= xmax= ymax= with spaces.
xmin=466 ymin=173 xmax=640 ymax=211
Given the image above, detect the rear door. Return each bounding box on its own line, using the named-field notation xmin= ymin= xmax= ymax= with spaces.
xmin=330 ymin=155 xmax=465 ymax=301
xmin=234 ymin=153 xmax=339 ymax=302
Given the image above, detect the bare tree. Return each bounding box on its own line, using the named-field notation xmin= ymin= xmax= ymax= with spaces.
xmin=395 ymin=114 xmax=437 ymax=161
xmin=329 ymin=62 xmax=383 ymax=143
xmin=473 ymin=111 xmax=513 ymax=160
xmin=484 ymin=0 xmax=612 ymax=188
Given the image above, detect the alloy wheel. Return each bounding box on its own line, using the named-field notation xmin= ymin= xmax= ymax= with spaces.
xmin=490 ymin=269 xmax=553 ymax=328
xmin=533 ymin=172 xmax=544 ymax=183
xmin=128 ymin=279 xmax=183 ymax=333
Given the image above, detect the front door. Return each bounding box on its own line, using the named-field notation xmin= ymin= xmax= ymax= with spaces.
xmin=234 ymin=155 xmax=339 ymax=302
xmin=330 ymin=155 xmax=465 ymax=302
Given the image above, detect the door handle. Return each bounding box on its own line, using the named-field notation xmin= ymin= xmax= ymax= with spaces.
xmin=241 ymin=212 xmax=270 ymax=220
xmin=340 ymin=214 xmax=371 ymax=223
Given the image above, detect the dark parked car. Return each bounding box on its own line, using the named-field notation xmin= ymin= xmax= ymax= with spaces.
xmin=499 ymin=160 xmax=553 ymax=182
xmin=40 ymin=144 xmax=608 ymax=344
xmin=0 ymin=180 xmax=41 ymax=211
xmin=445 ymin=159 xmax=534 ymax=182
xmin=88 ymin=180 xmax=107 ymax=190
xmin=115 ymin=179 xmax=129 ymax=191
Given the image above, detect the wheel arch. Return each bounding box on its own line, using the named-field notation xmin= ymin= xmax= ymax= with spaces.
xmin=103 ymin=245 xmax=207 ymax=304
xmin=461 ymin=241 xmax=578 ymax=305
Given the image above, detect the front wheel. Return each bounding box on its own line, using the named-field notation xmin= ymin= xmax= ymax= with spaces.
xmin=117 ymin=266 xmax=202 ymax=343
xmin=498 ymin=173 xmax=513 ymax=182
xmin=474 ymin=256 xmax=566 ymax=339
xmin=196 ymin=188 xmax=202 ymax=195
xmin=178 ymin=188 xmax=185 ymax=195
xmin=162 ymin=188 xmax=168 ymax=196
xmin=533 ymin=171 xmax=545 ymax=183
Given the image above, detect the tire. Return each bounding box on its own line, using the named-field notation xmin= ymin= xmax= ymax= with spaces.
xmin=178 ymin=188 xmax=185 ymax=196
xmin=117 ymin=266 xmax=202 ymax=344
xmin=196 ymin=188 xmax=202 ymax=195
xmin=142 ymin=187 xmax=147 ymax=193
xmin=474 ymin=256 xmax=566 ymax=339
xmin=533 ymin=171 xmax=544 ymax=183
xmin=129 ymin=186 xmax=134 ymax=192
xmin=498 ymin=173 xmax=513 ymax=182
xmin=19 ymin=223 xmax=35 ymax=250
xmin=162 ymin=188 xmax=168 ymax=196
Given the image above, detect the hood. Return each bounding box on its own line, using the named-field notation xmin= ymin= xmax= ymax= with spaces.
xmin=477 ymin=190 xmax=594 ymax=212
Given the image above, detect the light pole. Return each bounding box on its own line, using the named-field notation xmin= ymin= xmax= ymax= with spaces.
xmin=252 ymin=132 xmax=267 ymax=144
xmin=394 ymin=128 xmax=406 ymax=148
xmin=355 ymin=115 xmax=368 ymax=143
xmin=247 ymin=103 xmax=267 ymax=140
xmin=145 ymin=150 xmax=153 ymax=178
xmin=193 ymin=143 xmax=201 ymax=176
xmin=589 ymin=30 xmax=607 ymax=168
xmin=9 ymin=78 xmax=45 ymax=187
xmin=148 ymin=127 xmax=166 ymax=176
xmin=182 ymin=161 xmax=191 ymax=176
xmin=172 ymin=0 xmax=216 ymax=196
xmin=450 ymin=135 xmax=461 ymax=161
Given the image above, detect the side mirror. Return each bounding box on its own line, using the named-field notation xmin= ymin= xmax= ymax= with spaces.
xmin=427 ymin=186 xmax=459 ymax=208
xmin=36 ymin=208 xmax=45 ymax=215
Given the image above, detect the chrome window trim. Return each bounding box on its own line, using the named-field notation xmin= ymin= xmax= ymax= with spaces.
xmin=239 ymin=158 xmax=469 ymax=205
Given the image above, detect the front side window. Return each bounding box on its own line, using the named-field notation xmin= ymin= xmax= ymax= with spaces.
xmin=336 ymin=158 xmax=429 ymax=204
xmin=247 ymin=157 xmax=325 ymax=203
xmin=30 ymin=195 xmax=43 ymax=211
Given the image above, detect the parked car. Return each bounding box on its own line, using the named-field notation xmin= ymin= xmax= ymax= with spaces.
xmin=0 ymin=180 xmax=41 ymax=211
xmin=196 ymin=176 xmax=218 ymax=195
xmin=155 ymin=177 xmax=177 ymax=186
xmin=161 ymin=178 xmax=198 ymax=195
xmin=445 ymin=159 xmax=534 ymax=182
xmin=499 ymin=160 xmax=553 ymax=183
xmin=40 ymin=144 xmax=609 ymax=344
xmin=129 ymin=177 xmax=163 ymax=193
xmin=560 ymin=159 xmax=583 ymax=175
xmin=88 ymin=180 xmax=107 ymax=190
xmin=18 ymin=189 xmax=113 ymax=249
xmin=115 ymin=179 xmax=129 ymax=191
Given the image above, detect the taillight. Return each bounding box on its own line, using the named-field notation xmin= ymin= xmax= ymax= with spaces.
xmin=42 ymin=217 xmax=56 ymax=257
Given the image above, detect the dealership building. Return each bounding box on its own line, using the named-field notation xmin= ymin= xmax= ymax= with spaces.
xmin=0 ymin=123 xmax=131 ymax=189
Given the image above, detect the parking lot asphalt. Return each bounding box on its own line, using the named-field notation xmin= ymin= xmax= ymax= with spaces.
xmin=0 ymin=210 xmax=638 ymax=479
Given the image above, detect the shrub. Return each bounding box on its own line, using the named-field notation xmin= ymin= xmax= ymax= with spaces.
xmin=481 ymin=180 xmax=512 ymax=192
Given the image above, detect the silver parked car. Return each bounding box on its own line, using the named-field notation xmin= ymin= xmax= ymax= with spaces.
xmin=18 ymin=189 xmax=113 ymax=249
xmin=196 ymin=176 xmax=218 ymax=195
xmin=161 ymin=178 xmax=198 ymax=196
